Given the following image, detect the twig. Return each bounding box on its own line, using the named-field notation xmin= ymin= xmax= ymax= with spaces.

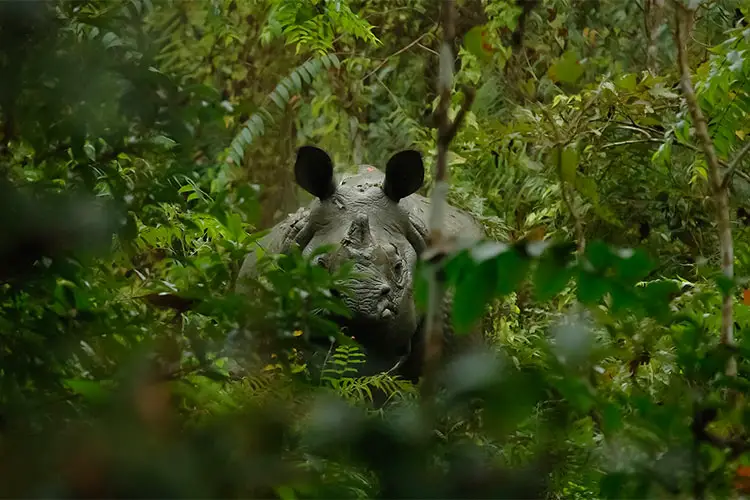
xmin=363 ymin=32 xmax=431 ymax=81
xmin=673 ymin=3 xmax=736 ymax=376
xmin=721 ymin=139 xmax=750 ymax=189
xmin=559 ymin=172 xmax=585 ymax=252
xmin=417 ymin=43 xmax=439 ymax=56
xmin=600 ymin=138 xmax=664 ymax=149
xmin=614 ymin=124 xmax=653 ymax=138
xmin=420 ymin=0 xmax=475 ymax=398
xmin=540 ymin=106 xmax=586 ymax=252
xmin=733 ymin=167 xmax=750 ymax=184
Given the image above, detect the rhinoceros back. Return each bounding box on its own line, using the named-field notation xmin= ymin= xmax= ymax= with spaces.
xmin=399 ymin=191 xmax=483 ymax=243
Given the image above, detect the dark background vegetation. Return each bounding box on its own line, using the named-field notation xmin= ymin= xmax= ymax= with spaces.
xmin=2 ymin=0 xmax=750 ymax=498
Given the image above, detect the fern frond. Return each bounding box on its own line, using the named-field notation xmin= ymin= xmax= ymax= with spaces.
xmin=334 ymin=372 xmax=416 ymax=405
xmin=262 ymin=0 xmax=380 ymax=55
xmin=227 ymin=53 xmax=341 ymax=165
xmin=320 ymin=343 xmax=365 ymax=384
xmin=317 ymin=343 xmax=415 ymax=404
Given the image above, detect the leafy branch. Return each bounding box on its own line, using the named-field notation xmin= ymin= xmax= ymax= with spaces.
xmin=672 ymin=1 xmax=736 ymax=376
xmin=227 ymin=53 xmax=341 ymax=165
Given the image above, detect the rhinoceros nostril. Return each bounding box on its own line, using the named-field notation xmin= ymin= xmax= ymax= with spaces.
xmin=379 ymin=284 xmax=391 ymax=297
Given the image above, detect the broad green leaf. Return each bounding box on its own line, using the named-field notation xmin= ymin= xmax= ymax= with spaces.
xmin=560 ymin=145 xmax=578 ymax=183
xmin=495 ymin=249 xmax=530 ymax=296
xmin=615 ymin=73 xmax=637 ymax=91
xmin=613 ymin=248 xmax=653 ymax=283
xmin=548 ymin=51 xmax=584 ymax=84
xmin=641 ymin=280 xmax=681 ymax=315
xmin=715 ymin=274 xmax=735 ymax=296
xmin=464 ymin=25 xmax=493 ymax=62
xmin=577 ymin=270 xmax=610 ymax=304
xmin=453 ymin=260 xmax=496 ymax=333
xmin=601 ymin=401 xmax=624 ymax=434
xmin=534 ymin=253 xmax=575 ymax=301
xmin=64 ymin=379 xmax=110 ymax=403
xmin=585 ymin=241 xmax=614 ymax=271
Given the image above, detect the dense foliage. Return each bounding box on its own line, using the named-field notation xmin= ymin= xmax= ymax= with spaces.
xmin=2 ymin=0 xmax=750 ymax=498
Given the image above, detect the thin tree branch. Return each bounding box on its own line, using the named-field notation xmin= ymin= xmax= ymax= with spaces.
xmin=673 ymin=3 xmax=736 ymax=376
xmin=438 ymin=86 xmax=476 ymax=145
xmin=417 ymin=43 xmax=439 ymax=56
xmin=600 ymin=138 xmax=664 ymax=149
xmin=363 ymin=32 xmax=431 ymax=81
xmin=721 ymin=139 xmax=750 ymax=189
xmin=421 ymin=0 xmax=475 ymax=398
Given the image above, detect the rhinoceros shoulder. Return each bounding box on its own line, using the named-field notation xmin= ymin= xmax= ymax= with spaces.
xmin=400 ymin=192 xmax=483 ymax=242
xmin=236 ymin=206 xmax=311 ymax=292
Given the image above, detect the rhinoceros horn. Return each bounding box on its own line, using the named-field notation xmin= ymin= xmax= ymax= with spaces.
xmin=344 ymin=214 xmax=373 ymax=248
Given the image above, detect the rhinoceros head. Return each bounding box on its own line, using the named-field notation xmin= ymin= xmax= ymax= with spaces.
xmin=291 ymin=145 xmax=428 ymax=360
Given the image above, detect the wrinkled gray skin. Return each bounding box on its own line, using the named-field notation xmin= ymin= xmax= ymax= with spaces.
xmin=236 ymin=146 xmax=483 ymax=382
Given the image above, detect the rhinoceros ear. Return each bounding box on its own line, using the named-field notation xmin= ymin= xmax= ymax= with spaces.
xmin=295 ymin=146 xmax=336 ymax=200
xmin=383 ymin=150 xmax=424 ymax=202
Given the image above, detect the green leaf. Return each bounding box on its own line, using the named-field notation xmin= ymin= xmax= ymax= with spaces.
xmin=715 ymin=274 xmax=734 ymax=296
xmin=613 ymin=248 xmax=653 ymax=284
xmin=290 ymin=70 xmax=302 ymax=89
xmin=548 ymin=51 xmax=584 ymax=84
xmin=584 ymin=241 xmax=613 ymax=271
xmin=534 ymin=253 xmax=574 ymax=301
xmin=443 ymin=250 xmax=474 ymax=288
xmin=150 ymin=135 xmax=177 ymax=149
xmin=641 ymin=280 xmax=680 ymax=314
xmin=609 ymin=284 xmax=643 ymax=317
xmin=615 ymin=73 xmax=637 ymax=91
xmin=200 ymin=368 xmax=230 ymax=381
xmin=453 ymin=260 xmax=496 ymax=333
xmin=495 ymin=249 xmax=530 ymax=296
xmin=327 ymin=53 xmax=341 ymax=69
xmin=64 ymin=379 xmax=110 ymax=403
xmin=464 ymin=25 xmax=493 ymax=62
xmin=560 ymin=145 xmax=578 ymax=183
xmin=577 ymin=270 xmax=609 ymax=304
xmin=270 ymin=91 xmax=286 ymax=109
xmin=83 ymin=142 xmax=96 ymax=161
xmin=274 ymin=82 xmax=290 ymax=103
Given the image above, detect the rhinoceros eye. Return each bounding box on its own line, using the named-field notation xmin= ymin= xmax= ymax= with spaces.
xmin=313 ymin=254 xmax=329 ymax=269
xmin=390 ymin=245 xmax=405 ymax=280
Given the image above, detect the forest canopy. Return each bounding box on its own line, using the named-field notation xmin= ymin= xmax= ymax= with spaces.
xmin=2 ymin=0 xmax=750 ymax=498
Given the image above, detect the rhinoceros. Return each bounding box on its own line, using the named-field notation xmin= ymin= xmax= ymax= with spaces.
xmin=235 ymin=145 xmax=483 ymax=382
